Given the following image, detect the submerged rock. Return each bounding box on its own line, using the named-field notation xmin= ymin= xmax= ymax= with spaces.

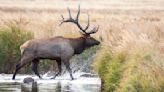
xmin=23 ymin=77 xmax=35 ymax=84
xmin=22 ymin=77 xmax=38 ymax=92
xmin=80 ymin=73 xmax=98 ymax=78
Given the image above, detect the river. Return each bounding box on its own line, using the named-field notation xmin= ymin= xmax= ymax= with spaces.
xmin=0 ymin=73 xmax=101 ymax=92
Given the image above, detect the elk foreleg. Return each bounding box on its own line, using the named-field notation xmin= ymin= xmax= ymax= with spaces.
xmin=32 ymin=59 xmax=42 ymax=79
xmin=12 ymin=55 xmax=34 ymax=80
xmin=63 ymin=60 xmax=74 ymax=80
xmin=51 ymin=60 xmax=62 ymax=79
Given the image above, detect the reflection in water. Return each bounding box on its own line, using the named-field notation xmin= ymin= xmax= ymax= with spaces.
xmin=0 ymin=74 xmax=101 ymax=92
xmin=21 ymin=82 xmax=38 ymax=92
xmin=63 ymin=84 xmax=71 ymax=92
xmin=56 ymin=82 xmax=62 ymax=92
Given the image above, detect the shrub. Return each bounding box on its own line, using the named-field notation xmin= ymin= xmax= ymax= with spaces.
xmin=120 ymin=50 xmax=164 ymax=92
xmin=0 ymin=24 xmax=33 ymax=73
xmin=93 ymin=47 xmax=125 ymax=92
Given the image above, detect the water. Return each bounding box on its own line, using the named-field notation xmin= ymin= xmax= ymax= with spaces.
xmin=0 ymin=46 xmax=100 ymax=92
xmin=0 ymin=73 xmax=101 ymax=92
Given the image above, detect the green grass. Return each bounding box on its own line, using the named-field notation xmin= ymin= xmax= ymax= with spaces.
xmin=0 ymin=23 xmax=33 ymax=73
xmin=94 ymin=47 xmax=125 ymax=92
xmin=105 ymin=53 xmax=125 ymax=92
xmin=120 ymin=50 xmax=164 ymax=92
xmin=94 ymin=46 xmax=164 ymax=92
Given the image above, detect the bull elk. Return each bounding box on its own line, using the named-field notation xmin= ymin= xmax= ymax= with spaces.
xmin=12 ymin=6 xmax=100 ymax=80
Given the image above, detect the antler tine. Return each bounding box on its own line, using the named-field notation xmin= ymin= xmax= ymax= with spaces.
xmin=61 ymin=15 xmax=64 ymax=20
xmin=74 ymin=5 xmax=88 ymax=34
xmin=60 ymin=6 xmax=98 ymax=35
xmin=59 ymin=15 xmax=65 ymax=26
xmin=67 ymin=7 xmax=73 ymax=20
xmin=59 ymin=7 xmax=73 ymax=26
xmin=87 ymin=25 xmax=99 ymax=35
xmin=84 ymin=13 xmax=90 ymax=31
xmin=76 ymin=5 xmax=80 ymax=22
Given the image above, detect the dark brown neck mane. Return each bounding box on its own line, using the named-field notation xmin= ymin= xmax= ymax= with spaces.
xmin=69 ymin=37 xmax=86 ymax=54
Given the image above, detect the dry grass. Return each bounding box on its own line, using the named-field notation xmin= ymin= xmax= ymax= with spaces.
xmin=0 ymin=0 xmax=164 ymax=91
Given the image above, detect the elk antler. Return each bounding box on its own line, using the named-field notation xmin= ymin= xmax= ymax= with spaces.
xmin=60 ymin=5 xmax=99 ymax=35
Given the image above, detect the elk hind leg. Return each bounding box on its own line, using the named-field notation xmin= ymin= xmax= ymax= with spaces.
xmin=32 ymin=59 xmax=42 ymax=79
xmin=51 ymin=60 xmax=62 ymax=79
xmin=12 ymin=63 xmax=21 ymax=80
xmin=12 ymin=55 xmax=34 ymax=80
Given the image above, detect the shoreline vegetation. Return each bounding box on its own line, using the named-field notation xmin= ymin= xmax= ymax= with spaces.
xmin=0 ymin=0 xmax=164 ymax=92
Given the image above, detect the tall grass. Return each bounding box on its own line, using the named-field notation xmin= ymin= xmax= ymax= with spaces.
xmin=94 ymin=24 xmax=164 ymax=92
xmin=0 ymin=22 xmax=34 ymax=73
xmin=94 ymin=45 xmax=164 ymax=92
xmin=94 ymin=47 xmax=126 ymax=92
xmin=119 ymin=49 xmax=164 ymax=92
xmin=0 ymin=5 xmax=164 ymax=91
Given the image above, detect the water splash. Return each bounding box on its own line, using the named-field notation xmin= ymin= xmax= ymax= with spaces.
xmin=0 ymin=74 xmax=101 ymax=92
xmin=0 ymin=46 xmax=101 ymax=92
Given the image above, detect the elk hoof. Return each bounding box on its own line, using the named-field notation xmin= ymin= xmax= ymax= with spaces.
xmin=39 ymin=77 xmax=43 ymax=80
xmin=12 ymin=77 xmax=15 ymax=80
xmin=71 ymin=77 xmax=75 ymax=80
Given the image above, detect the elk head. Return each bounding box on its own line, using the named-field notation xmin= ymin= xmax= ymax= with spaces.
xmin=60 ymin=6 xmax=100 ymax=48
